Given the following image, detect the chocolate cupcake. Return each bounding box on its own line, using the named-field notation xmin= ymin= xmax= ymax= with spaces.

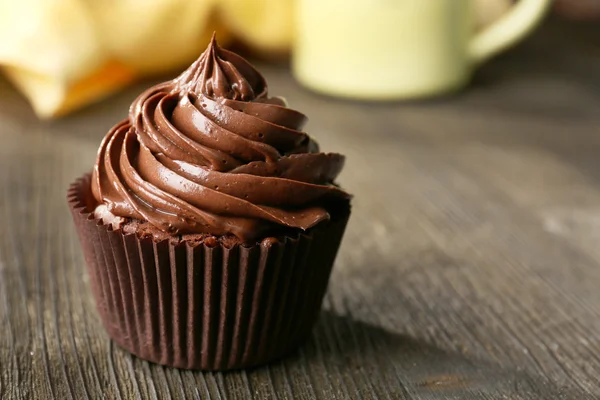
xmin=68 ymin=35 xmax=351 ymax=370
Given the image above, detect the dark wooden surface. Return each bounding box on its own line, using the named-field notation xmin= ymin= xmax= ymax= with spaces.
xmin=1 ymin=20 xmax=600 ymax=399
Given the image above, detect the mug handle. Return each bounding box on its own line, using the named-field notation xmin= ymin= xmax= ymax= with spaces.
xmin=469 ymin=0 xmax=552 ymax=65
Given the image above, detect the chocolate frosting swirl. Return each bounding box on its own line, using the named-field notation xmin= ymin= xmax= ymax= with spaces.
xmin=91 ymin=35 xmax=350 ymax=241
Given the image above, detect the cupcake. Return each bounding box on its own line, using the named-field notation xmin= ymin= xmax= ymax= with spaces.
xmin=68 ymin=35 xmax=352 ymax=370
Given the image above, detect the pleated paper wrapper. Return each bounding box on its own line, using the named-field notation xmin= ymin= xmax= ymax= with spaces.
xmin=67 ymin=175 xmax=350 ymax=370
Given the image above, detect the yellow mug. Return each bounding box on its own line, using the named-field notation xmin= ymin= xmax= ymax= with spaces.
xmin=293 ymin=0 xmax=552 ymax=99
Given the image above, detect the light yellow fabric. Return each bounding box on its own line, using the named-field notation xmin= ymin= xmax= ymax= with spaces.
xmin=0 ymin=0 xmax=228 ymax=118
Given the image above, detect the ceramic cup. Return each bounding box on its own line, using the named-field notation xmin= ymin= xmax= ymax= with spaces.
xmin=293 ymin=0 xmax=552 ymax=100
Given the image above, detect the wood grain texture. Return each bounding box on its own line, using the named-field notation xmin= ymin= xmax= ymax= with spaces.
xmin=1 ymin=19 xmax=600 ymax=399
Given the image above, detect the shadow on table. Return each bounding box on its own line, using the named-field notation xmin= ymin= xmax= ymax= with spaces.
xmin=251 ymin=311 xmax=578 ymax=399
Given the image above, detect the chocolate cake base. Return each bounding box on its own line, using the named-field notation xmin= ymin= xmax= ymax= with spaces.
xmin=68 ymin=174 xmax=350 ymax=370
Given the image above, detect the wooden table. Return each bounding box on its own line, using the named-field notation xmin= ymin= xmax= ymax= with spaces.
xmin=1 ymin=20 xmax=600 ymax=399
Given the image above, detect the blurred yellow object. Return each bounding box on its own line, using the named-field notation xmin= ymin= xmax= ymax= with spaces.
xmin=0 ymin=0 xmax=106 ymax=117
xmin=86 ymin=0 xmax=225 ymax=76
xmin=0 ymin=0 xmax=227 ymax=118
xmin=0 ymin=0 xmax=515 ymax=118
xmin=3 ymin=60 xmax=136 ymax=118
xmin=293 ymin=0 xmax=550 ymax=100
xmin=220 ymin=0 xmax=294 ymax=53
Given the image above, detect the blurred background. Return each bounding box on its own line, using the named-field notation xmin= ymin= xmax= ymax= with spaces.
xmin=0 ymin=0 xmax=598 ymax=119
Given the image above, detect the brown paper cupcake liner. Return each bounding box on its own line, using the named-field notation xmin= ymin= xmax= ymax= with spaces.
xmin=67 ymin=174 xmax=350 ymax=370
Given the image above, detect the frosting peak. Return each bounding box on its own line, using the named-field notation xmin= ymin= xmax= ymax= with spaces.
xmin=91 ymin=36 xmax=350 ymax=242
xmin=174 ymin=34 xmax=266 ymax=101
